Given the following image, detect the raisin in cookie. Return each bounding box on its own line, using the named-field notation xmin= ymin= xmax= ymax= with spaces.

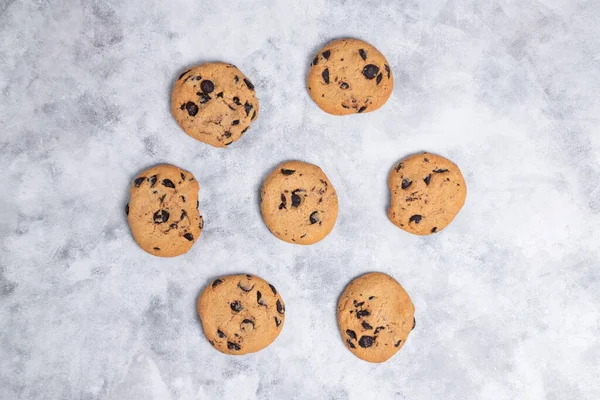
xmin=126 ymin=164 xmax=203 ymax=257
xmin=171 ymin=63 xmax=259 ymax=148
xmin=260 ymin=161 xmax=338 ymax=245
xmin=388 ymin=152 xmax=466 ymax=235
xmin=198 ymin=274 xmax=285 ymax=355
xmin=307 ymin=38 xmax=393 ymax=115
xmin=338 ymin=272 xmax=415 ymax=363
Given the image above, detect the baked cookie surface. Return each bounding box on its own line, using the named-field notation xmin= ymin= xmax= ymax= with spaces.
xmin=388 ymin=152 xmax=466 ymax=235
xmin=198 ymin=274 xmax=285 ymax=355
xmin=337 ymin=272 xmax=415 ymax=363
xmin=307 ymin=38 xmax=393 ymax=115
xmin=127 ymin=164 xmax=203 ymax=257
xmin=260 ymin=161 xmax=338 ymax=245
xmin=171 ymin=62 xmax=259 ymax=147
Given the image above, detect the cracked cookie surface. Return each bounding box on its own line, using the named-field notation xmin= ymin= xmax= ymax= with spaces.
xmin=388 ymin=152 xmax=467 ymax=235
xmin=260 ymin=161 xmax=338 ymax=245
xmin=337 ymin=272 xmax=415 ymax=363
xmin=127 ymin=164 xmax=203 ymax=257
xmin=171 ymin=62 xmax=259 ymax=148
xmin=307 ymin=38 xmax=393 ymax=115
xmin=198 ymin=274 xmax=285 ymax=355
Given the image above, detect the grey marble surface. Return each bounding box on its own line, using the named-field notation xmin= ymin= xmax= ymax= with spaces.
xmin=1 ymin=0 xmax=599 ymax=399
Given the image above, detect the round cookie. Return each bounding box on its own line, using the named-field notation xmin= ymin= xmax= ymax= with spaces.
xmin=388 ymin=152 xmax=466 ymax=235
xmin=198 ymin=274 xmax=285 ymax=355
xmin=171 ymin=62 xmax=259 ymax=148
xmin=307 ymin=38 xmax=393 ymax=115
xmin=260 ymin=161 xmax=338 ymax=245
xmin=337 ymin=272 xmax=415 ymax=363
xmin=127 ymin=164 xmax=203 ymax=257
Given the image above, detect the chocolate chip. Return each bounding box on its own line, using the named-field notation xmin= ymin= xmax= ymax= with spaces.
xmin=233 ymin=96 xmax=241 ymax=105
xmin=240 ymin=319 xmax=254 ymax=332
xmin=291 ymin=191 xmax=302 ymax=208
xmin=125 ymin=203 xmax=129 ymax=215
xmin=183 ymin=232 xmax=194 ymax=241
xmin=153 ymin=247 xmax=160 ymax=251
xmin=178 ymin=69 xmax=192 ymax=80
xmin=223 ymin=131 xmax=232 ymax=138
xmin=347 ymin=339 xmax=356 ymax=349
xmin=243 ymin=78 xmax=254 ymax=90
xmin=153 ymin=210 xmax=169 ymax=224
xmin=244 ymin=102 xmax=253 ymax=116
xmin=339 ymin=82 xmax=349 ymax=89
xmin=217 ymin=329 xmax=226 ymax=338
xmin=200 ymin=80 xmax=214 ymax=93
xmin=230 ymin=301 xmax=243 ymax=312
xmin=231 ymin=119 xmax=240 ymax=126
xmin=395 ymin=163 xmax=403 ymax=172
xmin=212 ymin=279 xmax=223 ymax=288
xmin=322 ymin=50 xmax=331 ymax=59
xmin=356 ymin=309 xmax=370 ymax=318
xmin=376 ymin=73 xmax=383 ymax=84
xmin=238 ymin=280 xmax=255 ymax=292
xmin=197 ymin=93 xmax=211 ymax=104
xmin=148 ymin=175 xmax=157 ymax=187
xmin=357 ymin=106 xmax=367 ymax=113
xmin=402 ymin=179 xmax=412 ymax=189
xmin=341 ymin=104 xmax=349 ymax=109
xmin=312 ymin=55 xmax=318 ymax=65
xmin=368 ymin=296 xmax=375 ymax=300
xmin=361 ymin=321 xmax=373 ymax=330
xmin=185 ymin=101 xmax=198 ymax=116
xmin=309 ymin=211 xmax=319 ymax=224
xmin=385 ymin=64 xmax=391 ymax=78
xmin=276 ymin=299 xmax=285 ymax=314
xmin=169 ymin=223 xmax=178 ymax=229
xmin=241 ymin=127 xmax=249 ymax=134
xmin=362 ymin=64 xmax=379 ymax=79
xmin=227 ymin=342 xmax=241 ymax=351
xmin=322 ymin=68 xmax=330 ymax=84
xmin=251 ymin=110 xmax=256 ymax=120
xmin=374 ymin=326 xmax=385 ymax=334
xmin=424 ymin=174 xmax=431 ymax=185
xmin=353 ymin=300 xmax=364 ymax=308
xmin=279 ymin=194 xmax=287 ymax=210
xmin=281 ymin=169 xmax=295 ymax=175
xmin=216 ymin=92 xmax=223 ymax=98
xmin=433 ymin=168 xmax=449 ymax=173
xmin=412 ymin=317 xmax=416 ymax=330
xmin=424 ymin=157 xmax=429 ymax=163
xmin=359 ymin=49 xmax=367 ymax=60
xmin=346 ymin=329 xmax=357 ymax=340
xmin=234 ymin=75 xmax=239 ymax=83
xmin=431 ymin=227 xmax=437 ymax=233
xmin=134 ymin=177 xmax=145 ymax=187
xmin=269 ymin=284 xmax=277 ymax=295
xmin=257 ymin=291 xmax=267 ymax=307
xmin=394 ymin=340 xmax=402 ymax=347
xmin=274 ymin=316 xmax=282 ymax=327
xmin=409 ymin=215 xmax=422 ymax=224
xmin=162 ymin=179 xmax=175 ymax=188
xmin=180 ymin=195 xmax=185 ymax=203
xmin=358 ymin=336 xmax=375 ymax=348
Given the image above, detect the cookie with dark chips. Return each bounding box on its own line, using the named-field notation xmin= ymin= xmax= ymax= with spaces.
xmin=198 ymin=274 xmax=285 ymax=355
xmin=307 ymin=38 xmax=393 ymax=115
xmin=171 ymin=62 xmax=259 ymax=147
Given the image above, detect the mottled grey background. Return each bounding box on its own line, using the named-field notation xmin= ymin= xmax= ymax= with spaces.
xmin=1 ymin=0 xmax=599 ymax=399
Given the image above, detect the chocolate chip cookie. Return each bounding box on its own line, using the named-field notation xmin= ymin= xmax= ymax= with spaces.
xmin=338 ymin=272 xmax=415 ymax=363
xmin=307 ymin=38 xmax=393 ymax=115
xmin=126 ymin=164 xmax=203 ymax=257
xmin=260 ymin=161 xmax=338 ymax=245
xmin=171 ymin=63 xmax=259 ymax=148
xmin=198 ymin=274 xmax=285 ymax=355
xmin=388 ymin=152 xmax=467 ymax=235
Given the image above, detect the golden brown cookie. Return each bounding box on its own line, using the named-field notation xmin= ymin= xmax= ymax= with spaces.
xmin=337 ymin=272 xmax=415 ymax=363
xmin=260 ymin=161 xmax=338 ymax=245
xmin=388 ymin=152 xmax=467 ymax=235
xmin=171 ymin=63 xmax=259 ymax=148
xmin=307 ymin=38 xmax=393 ymax=115
xmin=126 ymin=164 xmax=203 ymax=257
xmin=198 ymin=274 xmax=285 ymax=355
